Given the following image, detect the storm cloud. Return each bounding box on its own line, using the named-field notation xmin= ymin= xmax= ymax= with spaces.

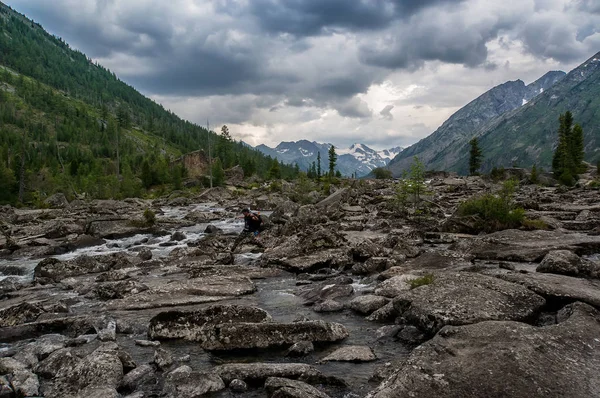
xmin=5 ymin=0 xmax=599 ymax=149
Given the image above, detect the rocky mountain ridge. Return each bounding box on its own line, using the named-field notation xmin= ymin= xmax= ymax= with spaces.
xmin=388 ymin=70 xmax=567 ymax=175
xmin=256 ymin=140 xmax=403 ymax=177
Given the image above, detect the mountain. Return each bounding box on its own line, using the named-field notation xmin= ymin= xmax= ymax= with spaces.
xmin=0 ymin=2 xmax=296 ymax=204
xmin=256 ymin=141 xmax=403 ymax=177
xmin=388 ymin=70 xmax=566 ymax=176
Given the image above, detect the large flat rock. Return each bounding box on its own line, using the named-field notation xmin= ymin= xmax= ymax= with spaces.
xmin=368 ymin=302 xmax=600 ymax=398
xmin=392 ymin=272 xmax=546 ymax=335
xmin=458 ymin=230 xmax=600 ymax=262
xmin=493 ymin=271 xmax=600 ymax=308
xmin=214 ymin=363 xmax=342 ymax=385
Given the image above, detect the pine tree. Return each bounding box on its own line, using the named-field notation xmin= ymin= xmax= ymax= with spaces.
xmin=552 ymin=111 xmax=585 ymax=184
xmin=267 ymin=158 xmax=281 ymax=180
xmin=212 ymin=158 xmax=225 ymax=186
xmin=317 ymin=152 xmax=321 ymax=178
xmin=328 ymin=145 xmax=337 ymax=178
xmin=468 ymin=137 xmax=482 ymax=175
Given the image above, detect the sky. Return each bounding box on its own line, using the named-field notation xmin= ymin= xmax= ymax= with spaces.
xmin=5 ymin=0 xmax=600 ymax=150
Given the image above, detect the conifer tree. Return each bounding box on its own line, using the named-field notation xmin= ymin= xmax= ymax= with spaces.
xmin=552 ymin=111 xmax=585 ymax=185
xmin=317 ymin=152 xmax=321 ymax=178
xmin=328 ymin=145 xmax=337 ymax=178
xmin=468 ymin=137 xmax=482 ymax=175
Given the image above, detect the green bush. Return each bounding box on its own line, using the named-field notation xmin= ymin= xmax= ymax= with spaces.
xmin=143 ymin=208 xmax=156 ymax=226
xmin=522 ymin=218 xmax=550 ymax=230
xmin=457 ymin=179 xmax=525 ymax=232
xmin=372 ymin=167 xmax=392 ymax=179
xmin=489 ymin=166 xmax=505 ymax=182
xmin=410 ymin=274 xmax=434 ymax=289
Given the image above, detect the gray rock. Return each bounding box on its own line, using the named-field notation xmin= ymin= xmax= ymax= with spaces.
xmin=138 ymin=248 xmax=153 ymax=261
xmin=367 ymin=302 xmax=398 ymax=323
xmin=321 ymin=346 xmax=376 ymax=363
xmin=47 ymin=344 xmax=124 ymax=397
xmin=392 ymin=272 xmax=546 ymax=335
xmin=95 ymin=319 xmax=117 ymax=342
xmin=352 ymin=257 xmax=389 ymax=275
xmin=0 ymin=302 xmax=44 ymax=327
xmin=537 ymin=250 xmax=600 ymax=278
xmin=265 ymin=377 xmax=331 ymax=398
xmin=0 ymin=376 xmax=13 ymax=398
xmin=120 ymin=364 xmax=155 ymax=392
xmin=494 ymin=271 xmax=600 ymax=308
xmin=349 ymin=295 xmax=390 ymax=315
xmin=44 ymin=193 xmax=69 ymax=208
xmin=153 ymin=348 xmax=173 ymax=370
xmin=134 ymin=339 xmax=160 ymax=347
xmin=295 ymin=279 xmax=354 ymax=303
xmin=148 ymin=305 xmax=272 ymax=340
xmin=35 ymin=348 xmax=76 ymax=378
xmin=163 ymin=369 xmax=225 ymax=398
xmin=214 ymin=363 xmax=339 ymax=385
xmin=286 ymin=341 xmax=314 ymax=357
xmin=396 ymin=325 xmax=426 ymax=345
xmin=93 ymin=280 xmax=149 ymax=300
xmin=313 ymin=300 xmax=344 ymax=313
xmin=229 ymin=378 xmax=248 ymax=393
xmin=368 ymin=302 xmax=600 ymax=398
xmin=374 ymin=274 xmax=417 ymax=298
xmin=170 ymin=231 xmax=186 ymax=241
xmin=11 ymin=369 xmax=39 ymax=397
xmin=0 ymin=357 xmax=27 ymax=374
xmin=204 ymin=224 xmax=222 ymax=234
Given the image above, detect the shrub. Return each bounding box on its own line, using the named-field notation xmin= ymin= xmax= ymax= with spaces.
xmin=373 ymin=167 xmax=393 ymax=179
xmin=143 ymin=208 xmax=156 ymax=226
xmin=410 ymin=274 xmax=434 ymax=289
xmin=522 ymin=218 xmax=550 ymax=230
xmin=489 ymin=166 xmax=505 ymax=182
xmin=457 ymin=179 xmax=525 ymax=232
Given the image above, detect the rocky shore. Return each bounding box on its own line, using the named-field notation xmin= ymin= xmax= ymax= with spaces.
xmin=1 ymin=172 xmax=600 ymax=397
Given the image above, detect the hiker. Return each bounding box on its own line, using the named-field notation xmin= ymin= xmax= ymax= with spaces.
xmin=242 ymin=208 xmax=263 ymax=236
xmin=231 ymin=208 xmax=264 ymax=252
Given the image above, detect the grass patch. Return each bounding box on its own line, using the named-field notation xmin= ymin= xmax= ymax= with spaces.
xmin=410 ymin=274 xmax=435 ymax=289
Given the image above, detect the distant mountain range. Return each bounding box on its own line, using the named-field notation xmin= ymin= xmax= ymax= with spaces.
xmin=256 ymin=140 xmax=403 ymax=177
xmin=388 ymin=70 xmax=567 ymax=175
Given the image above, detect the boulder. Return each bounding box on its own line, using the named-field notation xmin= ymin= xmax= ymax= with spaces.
xmin=138 ymin=248 xmax=152 ymax=261
xmin=349 ymin=295 xmax=390 ymax=315
xmin=153 ymin=348 xmax=174 ymax=370
xmin=162 ymin=368 xmax=225 ymax=398
xmin=0 ymin=302 xmax=44 ymax=327
xmin=148 ymin=305 xmax=272 ymax=340
xmin=35 ymin=348 xmax=76 ymax=378
xmin=286 ymin=341 xmax=314 ymax=357
xmin=265 ymin=377 xmax=331 ymax=398
xmin=368 ymin=303 xmax=600 ymax=398
xmin=537 ymin=250 xmax=600 ymax=278
xmin=10 ymin=370 xmax=39 ymax=397
xmin=374 ymin=274 xmax=418 ymax=298
xmin=321 ymin=346 xmax=376 ymax=363
xmin=392 ymin=272 xmax=546 ymax=335
xmin=229 ymin=378 xmax=248 ymax=393
xmin=313 ymin=300 xmax=344 ymax=313
xmin=44 ymin=193 xmax=69 ymax=209
xmin=214 ymin=363 xmax=340 ymax=385
xmin=120 ymin=364 xmax=155 ymax=392
xmin=45 ymin=344 xmax=124 ymax=398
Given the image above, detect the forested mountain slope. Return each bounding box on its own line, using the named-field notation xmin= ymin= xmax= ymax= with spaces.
xmin=0 ymin=2 xmax=292 ymax=204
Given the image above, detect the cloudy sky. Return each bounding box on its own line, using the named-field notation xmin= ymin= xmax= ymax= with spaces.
xmin=5 ymin=0 xmax=600 ymax=150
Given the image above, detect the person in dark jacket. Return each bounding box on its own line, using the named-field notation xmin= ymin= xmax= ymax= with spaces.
xmin=242 ymin=208 xmax=263 ymax=235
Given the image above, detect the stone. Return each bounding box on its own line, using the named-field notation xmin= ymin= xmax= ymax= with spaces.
xmin=229 ymin=378 xmax=248 ymax=393
xmin=321 ymin=346 xmax=376 ymax=363
xmin=134 ymin=339 xmax=160 ymax=347
xmin=120 ymin=364 xmax=155 ymax=392
xmin=204 ymin=224 xmax=222 ymax=234
xmin=11 ymin=369 xmax=39 ymax=397
xmin=47 ymin=344 xmax=124 ymax=397
xmin=396 ymin=325 xmax=427 ymax=345
xmin=0 ymin=376 xmax=13 ymax=398
xmin=153 ymin=348 xmax=174 ymax=370
xmin=368 ymin=302 xmax=600 ymax=398
xmin=93 ymin=280 xmax=149 ymax=300
xmin=35 ymin=348 xmax=76 ymax=378
xmin=537 ymin=250 xmax=600 ymax=278
xmin=44 ymin=193 xmax=69 ymax=208
xmin=138 ymin=248 xmax=153 ymax=261
xmin=374 ymin=274 xmax=417 ymax=298
xmin=391 ymin=272 xmax=546 ymax=335
xmin=0 ymin=302 xmax=44 ymax=327
xmin=214 ymin=363 xmax=340 ymax=385
xmin=265 ymin=377 xmax=331 ymax=398
xmin=295 ymin=278 xmax=354 ymax=303
xmin=94 ymin=318 xmax=117 ymax=342
xmin=0 ymin=357 xmax=27 ymax=374
xmin=163 ymin=369 xmax=225 ymax=398
xmin=352 ymin=257 xmax=389 ymax=275
xmin=313 ymin=300 xmax=344 ymax=313
xmin=286 ymin=341 xmax=314 ymax=357
xmin=367 ymin=302 xmax=398 ymax=323
xmin=148 ymin=305 xmax=272 ymax=340
xmin=349 ymin=295 xmax=390 ymax=315
xmin=170 ymin=231 xmax=186 ymax=241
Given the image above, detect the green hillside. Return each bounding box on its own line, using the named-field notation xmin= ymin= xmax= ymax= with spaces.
xmin=0 ymin=2 xmax=295 ymax=204
xmin=449 ymin=53 xmax=600 ymax=174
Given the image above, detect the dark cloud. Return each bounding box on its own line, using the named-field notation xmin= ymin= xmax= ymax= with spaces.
xmin=247 ymin=0 xmax=465 ymax=36
xmin=575 ymin=0 xmax=600 ymax=14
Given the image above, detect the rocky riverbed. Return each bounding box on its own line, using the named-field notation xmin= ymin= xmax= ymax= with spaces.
xmin=1 ymin=172 xmax=600 ymax=398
